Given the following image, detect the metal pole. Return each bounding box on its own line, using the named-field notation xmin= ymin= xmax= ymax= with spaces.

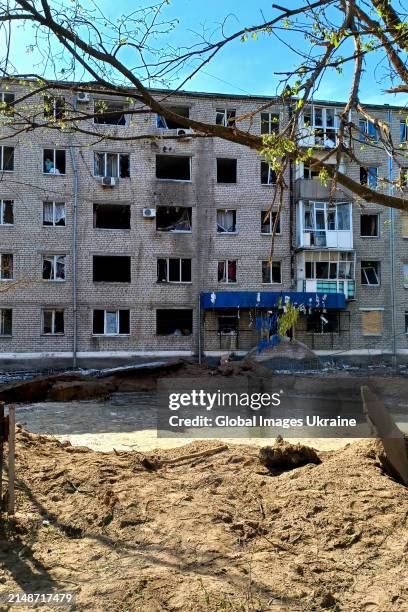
xmin=69 ymin=104 xmax=79 ymax=370
xmin=387 ymin=108 xmax=397 ymax=372
xmin=198 ymin=294 xmax=202 ymax=364
xmin=7 ymin=406 xmax=15 ymax=515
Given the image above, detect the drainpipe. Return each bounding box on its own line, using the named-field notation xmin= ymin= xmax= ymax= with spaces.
xmin=387 ymin=107 xmax=397 ymax=370
xmin=69 ymin=96 xmax=79 ymax=369
xmin=198 ymin=293 xmax=202 ymax=364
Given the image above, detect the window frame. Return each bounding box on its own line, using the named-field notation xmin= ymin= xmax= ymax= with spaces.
xmin=43 ymin=201 xmax=66 ymax=227
xmin=261 ymin=161 xmax=277 ymax=185
xmin=93 ymin=99 xmax=128 ymax=126
xmin=262 ymin=260 xmax=282 ymax=284
xmin=42 ymin=254 xmax=66 ymax=282
xmin=93 ymin=151 xmax=130 ymax=179
xmin=43 ymin=148 xmax=66 ymax=175
xmin=360 ymin=166 xmax=378 ymax=188
xmin=400 ymin=120 xmax=408 ymax=143
xmin=358 ymin=118 xmax=379 ymax=143
xmin=361 ymin=308 xmax=383 ymax=337
xmin=0 ymin=145 xmax=14 ymax=172
xmin=0 ymin=308 xmax=12 ymax=336
xmin=0 ymin=200 xmax=14 ymax=226
xmin=217 ymin=259 xmax=237 ymax=284
xmin=261 ymin=210 xmax=281 ymax=235
xmin=157 ymin=257 xmax=192 ymax=283
xmin=215 ymin=108 xmax=236 ymax=127
xmin=42 ymin=308 xmax=65 ymax=336
xmin=155 ymin=154 xmax=192 ymax=182
xmin=216 ymin=209 xmax=237 ymax=234
xmin=0 ymin=253 xmax=13 ymax=280
xmin=361 ymin=261 xmax=380 ymax=286
xmin=261 ymin=112 xmax=279 ymax=135
xmin=92 ymin=309 xmax=130 ymax=336
xmin=44 ymin=95 xmax=65 ymax=120
xmin=0 ymin=92 xmax=15 ymax=117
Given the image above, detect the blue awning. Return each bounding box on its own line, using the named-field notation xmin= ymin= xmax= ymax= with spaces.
xmin=200 ymin=291 xmax=346 ymax=310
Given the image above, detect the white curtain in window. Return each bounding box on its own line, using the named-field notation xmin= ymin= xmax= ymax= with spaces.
xmin=217 ymin=210 xmax=234 ymax=232
xmin=106 ymin=154 xmax=118 ymax=178
xmin=54 ymin=203 xmax=66 ymax=224
xmin=43 ymin=203 xmax=54 ymax=224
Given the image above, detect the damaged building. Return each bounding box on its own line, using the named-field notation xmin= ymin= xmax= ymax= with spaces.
xmin=0 ymin=80 xmax=407 ymax=364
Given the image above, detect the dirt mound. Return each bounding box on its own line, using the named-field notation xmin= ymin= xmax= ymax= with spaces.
xmin=245 ymin=336 xmax=318 ymax=364
xmin=1 ymin=431 xmax=408 ymax=611
xmin=259 ymin=436 xmax=321 ymax=472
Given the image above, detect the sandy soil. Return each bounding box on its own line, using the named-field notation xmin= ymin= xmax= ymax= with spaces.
xmin=1 ymin=430 xmax=407 ymax=611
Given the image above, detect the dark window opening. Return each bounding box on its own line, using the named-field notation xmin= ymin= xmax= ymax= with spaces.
xmin=261 ymin=162 xmax=277 ymax=184
xmin=262 ymin=261 xmax=281 ymax=283
xmin=156 ymin=155 xmax=191 ymax=181
xmin=0 ymin=93 xmax=15 ymax=117
xmin=93 ymin=204 xmax=130 ymax=229
xmin=43 ymin=149 xmax=66 ymax=174
xmin=156 ymin=206 xmax=192 ymax=232
xmin=306 ymin=311 xmax=339 ymax=333
xmin=303 ymin=164 xmax=319 ymax=179
xmin=361 ymin=261 xmax=380 ymax=286
xmin=261 ymin=210 xmax=280 ymax=234
xmin=42 ymin=309 xmax=64 ymax=335
xmin=157 ymin=258 xmax=191 ymax=283
xmin=0 ymin=253 xmax=13 ymax=279
xmin=42 ymin=255 xmax=66 ymax=281
xmin=261 ymin=112 xmax=279 ymax=134
xmin=44 ymin=95 xmax=65 ymax=120
xmin=94 ymin=100 xmax=127 ymax=125
xmin=0 ymin=200 xmax=13 ymax=225
xmin=93 ymin=309 xmax=130 ymax=335
xmin=360 ymin=214 xmax=379 ymax=237
xmin=218 ymin=260 xmax=237 ymax=283
xmin=93 ymin=255 xmax=131 ymax=283
xmin=0 ymin=308 xmax=12 ymax=335
xmin=360 ymin=166 xmax=377 ymax=188
xmin=1 ymin=146 xmax=14 ymax=171
xmin=218 ymin=311 xmax=239 ymax=334
xmin=217 ymin=158 xmax=237 ymax=183
xmin=156 ymin=309 xmax=192 ymax=336
xmin=157 ymin=106 xmax=190 ymax=129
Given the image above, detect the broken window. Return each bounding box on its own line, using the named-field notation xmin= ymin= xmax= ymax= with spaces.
xmin=218 ymin=260 xmax=237 ymax=283
xmin=93 ymin=255 xmax=131 ymax=282
xmin=360 ymin=214 xmax=379 ymax=237
xmin=44 ymin=95 xmax=65 ymax=120
xmin=43 ymin=202 xmax=66 ymax=227
xmin=93 ymin=309 xmax=130 ymax=335
xmin=305 ymin=252 xmax=354 ymax=280
xmin=400 ymin=120 xmax=408 ymax=143
xmin=306 ymin=312 xmax=339 ymax=334
xmin=93 ymin=204 xmax=130 ymax=229
xmin=262 ymin=260 xmax=281 ymax=284
xmin=405 ymin=311 xmax=408 ymax=334
xmin=157 ymin=106 xmax=190 ymax=129
xmin=216 ymin=108 xmax=236 ymax=127
xmin=94 ymin=100 xmax=127 ymax=125
xmin=261 ymin=112 xmax=279 ymax=135
xmin=156 ymin=206 xmax=192 ymax=232
xmin=361 ymin=261 xmax=380 ymax=286
xmin=261 ymin=210 xmax=280 ymax=234
xmin=43 ymin=149 xmax=66 ymax=175
xmin=0 ymin=200 xmax=13 ymax=225
xmin=156 ymin=155 xmax=191 ymax=181
xmin=156 ymin=309 xmax=192 ymax=336
xmin=217 ymin=209 xmax=236 ymax=233
xmin=94 ymin=152 xmax=130 ymax=178
xmin=400 ymin=168 xmax=408 ymax=189
xmin=360 ymin=166 xmax=378 ymax=188
xmin=0 ymin=254 xmax=13 ymax=280
xmin=0 ymin=92 xmax=15 ymax=117
xmin=0 ymin=146 xmax=14 ymax=171
xmin=157 ymin=258 xmax=191 ymax=283
xmin=0 ymin=309 xmax=12 ymax=335
xmin=404 ymin=263 xmax=408 ymax=288
xmin=261 ymin=162 xmax=277 ymax=185
xmin=218 ymin=311 xmax=239 ymax=334
xmin=361 ymin=310 xmax=383 ymax=336
xmin=217 ymin=158 xmax=237 ymax=183
xmin=308 ymin=106 xmax=339 ymax=147
xmin=303 ymin=164 xmax=319 ymax=179
xmin=42 ymin=255 xmax=66 ymax=281
xmin=42 ymin=309 xmax=64 ymax=335
xmin=359 ymin=119 xmax=379 ymax=142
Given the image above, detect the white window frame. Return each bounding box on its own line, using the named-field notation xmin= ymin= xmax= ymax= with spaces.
xmin=43 ymin=201 xmax=66 ymax=227
xmin=361 ymin=261 xmax=380 ymax=286
xmin=403 ymin=263 xmax=408 ymax=289
xmin=93 ymin=309 xmax=130 ymax=336
xmin=0 ymin=200 xmax=13 ymax=226
xmin=0 ymin=253 xmax=13 ymax=280
xmin=400 ymin=120 xmax=408 ymax=143
xmin=0 ymin=146 xmax=14 ymax=172
xmin=44 ymin=95 xmax=65 ymax=120
xmin=262 ymin=260 xmax=282 ymax=284
xmin=359 ymin=119 xmax=379 ymax=142
xmin=0 ymin=308 xmax=12 ymax=336
xmin=157 ymin=258 xmax=191 ymax=283
xmin=216 ymin=108 xmax=236 ymax=127
xmin=216 ymin=209 xmax=237 ymax=234
xmin=305 ymin=106 xmax=339 ymax=146
xmin=93 ymin=151 xmax=130 ymax=178
xmin=261 ymin=112 xmax=279 ymax=134
xmin=261 ymin=162 xmax=277 ymax=185
xmin=42 ymin=254 xmax=66 ymax=282
xmin=42 ymin=309 xmax=65 ymax=335
xmin=218 ymin=260 xmax=237 ymax=284
xmin=43 ymin=149 xmax=66 ymax=175
xmin=261 ymin=210 xmax=281 ymax=235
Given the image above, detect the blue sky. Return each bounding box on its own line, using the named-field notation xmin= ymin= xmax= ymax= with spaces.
xmin=5 ymin=0 xmax=407 ymax=106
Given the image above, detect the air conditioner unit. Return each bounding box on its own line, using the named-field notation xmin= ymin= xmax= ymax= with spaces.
xmin=143 ymin=208 xmax=156 ymax=218
xmin=176 ymin=128 xmax=193 ymax=137
xmin=101 ymin=177 xmax=117 ymax=187
xmin=76 ymin=92 xmax=90 ymax=103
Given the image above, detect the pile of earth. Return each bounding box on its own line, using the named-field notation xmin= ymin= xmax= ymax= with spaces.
xmin=1 ymin=430 xmax=407 ymax=611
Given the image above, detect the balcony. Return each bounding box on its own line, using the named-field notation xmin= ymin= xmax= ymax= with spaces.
xmin=297 ymin=201 xmax=353 ymax=250
xmin=298 ymin=279 xmax=355 ymax=301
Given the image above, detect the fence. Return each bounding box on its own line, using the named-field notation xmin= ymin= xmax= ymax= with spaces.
xmin=0 ymin=402 xmax=15 ymax=517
